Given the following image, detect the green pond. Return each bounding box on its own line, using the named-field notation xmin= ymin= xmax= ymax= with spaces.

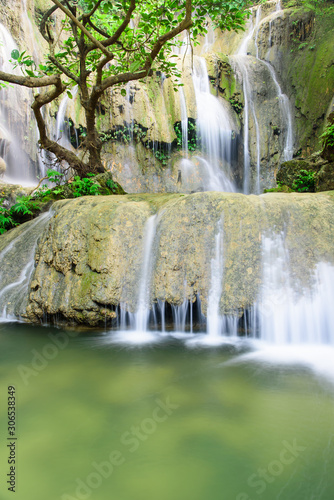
xmin=0 ymin=323 xmax=334 ymax=500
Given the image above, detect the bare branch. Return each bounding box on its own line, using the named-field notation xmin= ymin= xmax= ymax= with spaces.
xmin=0 ymin=71 xmax=62 ymax=88
xmin=39 ymin=4 xmax=58 ymax=43
xmin=49 ymin=54 xmax=80 ymax=84
xmin=29 ymin=175 xmax=48 ymax=196
xmin=31 ymin=79 xmax=91 ymax=175
xmin=87 ymin=18 xmax=110 ymax=39
xmin=96 ymin=69 xmax=148 ymax=93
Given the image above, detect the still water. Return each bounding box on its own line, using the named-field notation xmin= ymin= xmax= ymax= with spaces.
xmin=0 ymin=323 xmax=334 ymax=500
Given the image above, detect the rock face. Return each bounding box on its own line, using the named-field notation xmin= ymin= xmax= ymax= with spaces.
xmin=277 ymin=154 xmax=334 ymax=192
xmin=1 ymin=191 xmax=333 ymax=326
xmin=0 ymin=0 xmax=333 ymax=191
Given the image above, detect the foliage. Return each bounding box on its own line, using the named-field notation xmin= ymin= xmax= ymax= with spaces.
xmin=264 ymin=183 xmax=293 ymax=193
xmin=291 ymin=169 xmax=315 ymax=192
xmin=106 ymin=178 xmax=120 ymax=193
xmin=71 ymin=173 xmax=101 ymax=196
xmin=0 ymin=201 xmax=17 ymax=234
xmin=46 ymin=168 xmax=65 ymax=186
xmin=320 ymin=123 xmax=334 ymax=148
xmin=11 ymin=196 xmax=41 ymax=215
xmin=10 ymin=49 xmax=36 ymax=77
xmin=153 ymin=148 xmax=171 ymax=166
xmin=0 ymin=169 xmax=125 ymax=234
xmin=0 ymin=196 xmax=41 ymax=234
xmin=229 ymin=95 xmax=243 ymax=114
xmin=174 ymin=120 xmax=198 ymax=151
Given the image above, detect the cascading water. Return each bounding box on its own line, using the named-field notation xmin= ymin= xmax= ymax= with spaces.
xmin=206 ymin=221 xmax=224 ymax=339
xmin=231 ymin=7 xmax=262 ymax=194
xmin=231 ymin=2 xmax=294 ymax=192
xmin=190 ymin=56 xmax=236 ymax=192
xmin=134 ymin=214 xmax=159 ymax=333
xmin=179 ymin=87 xmax=188 ymax=154
xmin=262 ymin=61 xmax=294 ymax=161
xmin=0 ymin=23 xmax=36 ymax=183
xmin=255 ymin=235 xmax=334 ymax=345
xmin=0 ymin=211 xmax=52 ymax=319
xmin=55 ymin=87 xmax=79 ymax=149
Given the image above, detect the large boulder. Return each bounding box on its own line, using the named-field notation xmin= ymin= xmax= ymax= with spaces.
xmin=1 ymin=191 xmax=333 ymax=326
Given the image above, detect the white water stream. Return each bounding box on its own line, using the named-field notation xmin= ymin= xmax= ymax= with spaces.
xmin=191 ymin=56 xmax=236 ymax=192
xmin=0 ymin=23 xmax=36 ymax=183
xmin=231 ymin=2 xmax=294 ymax=193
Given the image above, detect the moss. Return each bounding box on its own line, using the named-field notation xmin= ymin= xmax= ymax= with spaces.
xmin=284 ymin=5 xmax=334 ymax=152
xmin=264 ymin=185 xmax=294 ymax=193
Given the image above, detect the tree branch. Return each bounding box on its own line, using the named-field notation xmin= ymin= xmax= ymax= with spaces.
xmin=80 ymin=0 xmax=104 ymax=21
xmin=96 ymin=0 xmax=192 ymax=92
xmin=0 ymin=71 xmax=62 ymax=88
xmin=96 ymin=69 xmax=148 ymax=93
xmin=49 ymin=55 xmax=80 ymax=84
xmin=50 ymin=0 xmax=113 ymax=57
xmin=144 ymin=0 xmax=192 ymax=71
xmin=39 ymin=4 xmax=58 ymax=43
xmin=86 ymin=0 xmax=136 ymax=53
xmin=31 ymin=78 xmax=90 ymax=175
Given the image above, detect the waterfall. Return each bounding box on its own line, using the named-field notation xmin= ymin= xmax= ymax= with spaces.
xmin=134 ymin=214 xmax=159 ymax=333
xmin=206 ymin=221 xmax=224 ymax=338
xmin=231 ymin=2 xmax=294 ymax=193
xmin=191 ymin=56 xmax=236 ymax=192
xmin=256 ymin=235 xmax=334 ymax=344
xmin=55 ymin=86 xmax=79 ymax=150
xmin=232 ymin=7 xmax=262 ymax=194
xmin=261 ymin=61 xmax=294 ymax=161
xmin=179 ymin=87 xmax=188 ymax=154
xmin=0 ymin=211 xmax=52 ymax=320
xmin=0 ymin=23 xmax=36 ymax=183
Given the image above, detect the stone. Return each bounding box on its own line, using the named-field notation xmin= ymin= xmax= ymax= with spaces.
xmin=1 ymin=191 xmax=334 ymax=326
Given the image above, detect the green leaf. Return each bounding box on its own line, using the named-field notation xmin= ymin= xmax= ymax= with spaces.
xmin=67 ymin=90 xmax=73 ymax=99
xmin=129 ymin=61 xmax=141 ymax=72
xmin=11 ymin=49 xmax=20 ymax=60
xmin=120 ymin=88 xmax=127 ymax=97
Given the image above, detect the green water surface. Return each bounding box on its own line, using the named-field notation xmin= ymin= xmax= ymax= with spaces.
xmin=0 ymin=323 xmax=333 ymax=500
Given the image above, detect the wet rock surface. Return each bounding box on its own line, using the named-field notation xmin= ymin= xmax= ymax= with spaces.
xmin=1 ymin=191 xmax=333 ymax=326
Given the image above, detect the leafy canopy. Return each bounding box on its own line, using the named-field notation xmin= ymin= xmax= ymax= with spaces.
xmin=15 ymin=0 xmax=249 ymax=86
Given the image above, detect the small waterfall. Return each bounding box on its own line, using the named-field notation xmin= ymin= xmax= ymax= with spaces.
xmin=206 ymin=221 xmax=224 ymax=338
xmin=0 ymin=23 xmax=36 ymax=183
xmin=55 ymin=86 xmax=79 ymax=149
xmin=134 ymin=214 xmax=159 ymax=333
xmin=261 ymin=61 xmax=294 ymax=161
xmin=0 ymin=211 xmax=52 ymax=320
xmin=179 ymin=87 xmax=188 ymax=154
xmin=256 ymin=235 xmax=334 ymax=344
xmin=191 ymin=56 xmax=236 ymax=192
xmin=125 ymin=81 xmax=134 ymax=141
xmin=232 ymin=7 xmax=262 ymax=194
xmin=20 ymin=0 xmax=39 ymax=63
xmin=231 ymin=3 xmax=294 ymax=192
